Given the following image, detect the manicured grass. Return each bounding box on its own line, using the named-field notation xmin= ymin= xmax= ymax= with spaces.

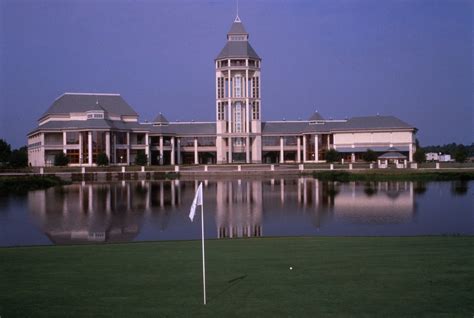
xmin=313 ymin=170 xmax=474 ymax=181
xmin=1 ymin=237 xmax=473 ymax=317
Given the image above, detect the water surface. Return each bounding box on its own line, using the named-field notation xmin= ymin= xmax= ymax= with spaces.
xmin=0 ymin=178 xmax=472 ymax=246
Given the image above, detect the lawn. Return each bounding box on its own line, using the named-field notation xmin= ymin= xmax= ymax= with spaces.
xmin=1 ymin=237 xmax=473 ymax=317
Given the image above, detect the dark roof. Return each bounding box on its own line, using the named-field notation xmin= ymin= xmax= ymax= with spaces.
xmin=29 ymin=120 xmax=145 ymax=135
xmin=153 ymin=113 xmax=169 ymax=124
xmin=228 ymin=20 xmax=247 ymax=35
xmin=336 ymin=146 xmax=409 ymax=153
xmin=333 ymin=116 xmax=414 ymax=131
xmin=262 ymin=122 xmax=310 ymax=134
xmin=41 ymin=93 xmax=138 ymax=119
xmin=262 ymin=115 xmax=414 ymax=135
xmin=309 ymin=112 xmax=324 ymax=121
xmin=216 ymin=41 xmax=260 ymax=60
xmin=379 ymin=152 xmax=407 ymax=159
xmin=168 ymin=123 xmax=216 ymax=135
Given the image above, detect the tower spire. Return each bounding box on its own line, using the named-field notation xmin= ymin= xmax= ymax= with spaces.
xmin=235 ymin=0 xmax=240 ymax=22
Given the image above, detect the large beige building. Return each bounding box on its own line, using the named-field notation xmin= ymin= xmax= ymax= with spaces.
xmin=28 ymin=16 xmax=416 ymax=167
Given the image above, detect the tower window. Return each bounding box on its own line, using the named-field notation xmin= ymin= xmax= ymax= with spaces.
xmin=252 ymin=77 xmax=260 ymax=98
xmin=217 ymin=77 xmax=225 ymax=99
xmin=235 ymin=102 xmax=242 ymax=132
xmin=252 ymin=101 xmax=260 ymax=120
xmin=235 ymin=75 xmax=242 ymax=98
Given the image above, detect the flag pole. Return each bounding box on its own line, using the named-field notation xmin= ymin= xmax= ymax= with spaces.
xmin=201 ymin=197 xmax=207 ymax=305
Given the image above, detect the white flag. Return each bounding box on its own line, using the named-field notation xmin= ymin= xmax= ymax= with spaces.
xmin=189 ymin=182 xmax=203 ymax=221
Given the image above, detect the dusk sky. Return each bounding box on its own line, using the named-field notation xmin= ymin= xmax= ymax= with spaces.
xmin=1 ymin=0 xmax=472 ymax=149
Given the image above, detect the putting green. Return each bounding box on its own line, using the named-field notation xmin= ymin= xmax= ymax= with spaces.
xmin=1 ymin=237 xmax=473 ymax=317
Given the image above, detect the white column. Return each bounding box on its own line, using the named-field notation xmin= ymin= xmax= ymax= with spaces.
xmin=303 ymin=135 xmax=307 ymax=163
xmin=351 ymin=152 xmax=355 ymax=162
xmin=62 ymin=132 xmax=67 ymax=154
xmin=314 ymin=135 xmax=319 ymax=162
xmin=112 ymin=133 xmax=116 ymax=163
xmin=105 ymin=132 xmax=111 ymax=159
xmin=145 ymin=133 xmax=150 ymax=165
xmin=194 ymin=138 xmax=198 ymax=164
xmin=280 ymin=136 xmax=284 ymax=163
xmin=245 ymin=67 xmax=250 ymax=133
xmin=327 ymin=135 xmax=331 ymax=149
xmin=409 ymin=143 xmax=414 ymax=162
xmin=297 ymin=136 xmax=301 ymax=163
xmin=88 ymin=131 xmax=92 ymax=165
xmin=126 ymin=132 xmax=130 ymax=165
xmin=79 ymin=133 xmax=83 ymax=165
xmin=177 ymin=138 xmax=181 ymax=165
xmin=159 ymin=136 xmax=164 ymax=165
xmin=228 ymin=137 xmax=232 ymax=163
xmin=171 ymin=137 xmax=175 ymax=165
xmin=227 ymin=66 xmax=232 ymax=133
xmin=246 ymin=137 xmax=250 ymax=163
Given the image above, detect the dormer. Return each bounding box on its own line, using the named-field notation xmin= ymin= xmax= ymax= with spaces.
xmin=153 ymin=113 xmax=169 ymax=126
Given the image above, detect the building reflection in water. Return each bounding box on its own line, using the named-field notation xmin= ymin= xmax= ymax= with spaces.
xmin=27 ymin=177 xmax=419 ymax=244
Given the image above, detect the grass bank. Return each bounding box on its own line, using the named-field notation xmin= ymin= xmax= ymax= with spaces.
xmin=0 ymin=175 xmax=69 ymax=193
xmin=312 ymin=170 xmax=474 ymax=181
xmin=1 ymin=237 xmax=472 ymax=317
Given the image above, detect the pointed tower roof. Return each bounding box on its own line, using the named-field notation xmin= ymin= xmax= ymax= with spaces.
xmin=216 ymin=16 xmax=260 ymax=60
xmin=153 ymin=113 xmax=169 ymax=125
xmin=309 ymin=111 xmax=325 ymax=122
xmin=228 ymin=16 xmax=248 ymax=35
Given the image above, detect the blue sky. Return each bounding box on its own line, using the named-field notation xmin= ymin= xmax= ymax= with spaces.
xmin=1 ymin=0 xmax=472 ymax=148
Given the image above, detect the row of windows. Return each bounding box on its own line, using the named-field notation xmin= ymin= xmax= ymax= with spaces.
xmin=217 ymin=59 xmax=260 ymax=68
xmin=216 ymin=75 xmax=260 ymax=99
xmin=87 ymin=113 xmax=104 ymax=119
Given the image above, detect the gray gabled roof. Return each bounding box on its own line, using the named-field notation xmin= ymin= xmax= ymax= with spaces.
xmin=153 ymin=113 xmax=169 ymax=124
xmin=216 ymin=41 xmax=260 ymax=60
xmin=40 ymin=93 xmax=138 ymax=119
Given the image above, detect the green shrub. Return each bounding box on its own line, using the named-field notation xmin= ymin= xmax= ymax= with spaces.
xmin=134 ymin=152 xmax=148 ymax=166
xmin=97 ymin=153 xmax=109 ymax=166
xmin=54 ymin=152 xmax=69 ymax=166
xmin=454 ymin=147 xmax=468 ymax=163
xmin=413 ymin=149 xmax=426 ymax=163
xmin=9 ymin=147 xmax=28 ymax=168
xmin=325 ymin=149 xmax=341 ymax=163
xmin=362 ymin=149 xmax=377 ymax=162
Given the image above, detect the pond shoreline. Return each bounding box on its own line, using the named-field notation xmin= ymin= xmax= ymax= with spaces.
xmin=1 ymin=165 xmax=473 ymax=187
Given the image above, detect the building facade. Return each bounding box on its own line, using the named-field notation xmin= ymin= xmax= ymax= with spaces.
xmin=28 ymin=16 xmax=416 ymax=167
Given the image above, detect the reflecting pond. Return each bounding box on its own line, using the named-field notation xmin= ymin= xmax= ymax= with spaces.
xmin=0 ymin=178 xmax=472 ymax=246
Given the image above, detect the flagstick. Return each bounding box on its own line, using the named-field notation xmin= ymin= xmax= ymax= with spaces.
xmin=201 ymin=200 xmax=207 ymax=305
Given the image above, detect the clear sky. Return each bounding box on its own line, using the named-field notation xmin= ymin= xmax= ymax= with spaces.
xmin=0 ymin=0 xmax=472 ymax=148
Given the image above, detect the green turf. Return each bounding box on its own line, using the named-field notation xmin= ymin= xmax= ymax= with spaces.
xmin=1 ymin=237 xmax=473 ymax=317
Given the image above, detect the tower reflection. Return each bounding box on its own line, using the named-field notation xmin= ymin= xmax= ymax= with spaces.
xmin=27 ymin=177 xmax=419 ymax=244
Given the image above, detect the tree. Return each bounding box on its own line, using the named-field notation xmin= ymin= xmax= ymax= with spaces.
xmin=54 ymin=152 xmax=69 ymax=166
xmin=362 ymin=149 xmax=377 ymax=162
xmin=413 ymin=148 xmax=426 ymax=163
xmin=0 ymin=139 xmax=12 ymax=165
xmin=454 ymin=146 xmax=468 ymax=163
xmin=9 ymin=146 xmax=28 ymax=168
xmin=134 ymin=152 xmax=148 ymax=166
xmin=325 ymin=149 xmax=341 ymax=163
xmin=97 ymin=152 xmax=109 ymax=166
